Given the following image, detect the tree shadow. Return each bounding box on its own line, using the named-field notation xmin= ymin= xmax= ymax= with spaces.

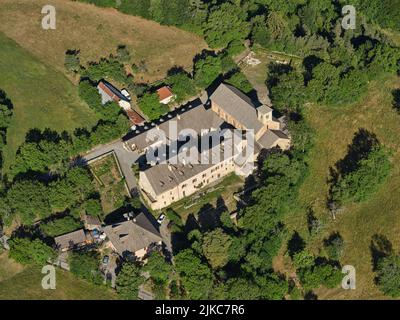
xmin=166 ymin=66 xmax=189 ymax=77
xmin=327 ymin=128 xmax=379 ymax=205
xmin=306 ymin=207 xmax=322 ymax=236
xmin=335 ymin=129 xmax=378 ymax=176
xmin=24 ymin=128 xmax=69 ymax=144
xmin=392 ymin=89 xmax=400 ymax=113
xmin=266 ymin=62 xmax=293 ymax=89
xmin=197 ymin=203 xmax=222 ymax=232
xmin=304 ymin=291 xmax=318 ymax=300
xmin=287 ymin=231 xmax=305 ymax=258
xmin=0 ymin=89 xmax=14 ymax=110
xmin=370 ymin=234 xmax=393 ymax=271
xmin=303 ymin=55 xmax=323 ymax=85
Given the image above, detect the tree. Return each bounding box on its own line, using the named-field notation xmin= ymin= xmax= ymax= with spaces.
xmin=6 ymin=180 xmax=51 ymax=224
xmin=85 ymin=198 xmax=103 ymax=217
xmin=138 ymin=92 xmax=169 ymax=120
xmin=392 ymin=89 xmax=400 ymax=113
xmin=116 ymin=45 xmax=130 ymax=64
xmin=120 ymin=0 xmax=151 ymax=19
xmin=204 ymin=3 xmax=250 ymax=49
xmin=144 ymin=251 xmax=172 ymax=284
xmin=174 ymin=249 xmax=214 ymax=299
xmin=165 ymin=72 xmax=196 ymax=103
xmin=40 ymin=216 xmax=82 ymax=237
xmin=269 ymin=70 xmax=306 ymax=113
xmin=225 ymin=72 xmax=253 ymax=94
xmin=226 ymin=277 xmax=261 ymax=299
xmin=69 ymin=251 xmax=103 ymax=284
xmin=202 ymin=228 xmax=232 ymax=269
xmin=149 ymin=0 xmax=191 ymax=26
xmin=331 ymin=145 xmax=392 ymax=204
xmin=324 ymin=233 xmax=344 ymax=261
xmin=194 ymin=54 xmax=222 ymax=88
xmin=79 ymin=80 xmax=121 ymax=122
xmin=116 ymin=262 xmax=144 ymax=299
xmin=376 ymin=254 xmax=400 ymax=297
xmin=298 ymin=0 xmax=337 ymax=35
xmin=64 ymin=50 xmax=80 ymax=72
xmin=298 ymin=263 xmax=342 ymax=290
xmin=9 ymin=237 xmax=56 ymax=265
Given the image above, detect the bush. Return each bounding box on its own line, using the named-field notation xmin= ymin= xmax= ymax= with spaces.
xmin=165 ymin=72 xmax=196 ymax=103
xmin=9 ymin=238 xmax=56 ymax=266
xmin=331 ymin=145 xmax=392 ymax=204
xmin=69 ymin=251 xmax=103 ymax=284
xmin=324 ymin=233 xmax=344 ymax=261
xmin=376 ymin=254 xmax=400 ymax=297
xmin=225 ymin=72 xmax=253 ymax=94
xmin=40 ymin=216 xmax=82 ymax=237
xmin=116 ymin=262 xmax=144 ymax=299
xmin=64 ymin=50 xmax=80 ymax=72
xmin=138 ymin=92 xmax=169 ymax=120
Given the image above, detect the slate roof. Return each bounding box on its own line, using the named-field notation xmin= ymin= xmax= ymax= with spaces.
xmin=124 ymin=104 xmax=223 ymax=150
xmin=97 ymin=80 xmax=130 ymax=105
xmin=54 ymin=229 xmax=87 ymax=251
xmin=141 ymin=132 xmax=239 ymax=195
xmin=257 ymin=130 xmax=289 ymax=149
xmin=103 ymin=213 xmax=162 ymax=256
xmin=210 ymin=83 xmax=264 ymax=134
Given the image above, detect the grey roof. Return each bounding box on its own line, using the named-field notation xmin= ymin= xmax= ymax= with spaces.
xmin=125 ymin=104 xmax=223 ymax=150
xmin=210 ymin=83 xmax=263 ymax=134
xmin=142 ymin=133 xmax=239 ymax=195
xmin=103 ymin=213 xmax=162 ymax=256
xmin=257 ymin=130 xmax=289 ymax=149
xmin=97 ymin=80 xmax=130 ymax=105
xmin=54 ymin=229 xmax=86 ymax=250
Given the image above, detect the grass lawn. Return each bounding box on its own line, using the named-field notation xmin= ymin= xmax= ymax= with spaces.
xmin=0 ymin=0 xmax=207 ymax=84
xmin=169 ymin=173 xmax=244 ymax=221
xmin=0 ymin=32 xmax=98 ymax=173
xmin=90 ymin=154 xmax=129 ymax=215
xmin=0 ymin=252 xmax=117 ymax=300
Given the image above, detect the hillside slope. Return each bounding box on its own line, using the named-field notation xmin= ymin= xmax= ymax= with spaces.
xmin=0 ymin=0 xmax=207 ymax=83
xmin=0 ymin=33 xmax=98 ymax=173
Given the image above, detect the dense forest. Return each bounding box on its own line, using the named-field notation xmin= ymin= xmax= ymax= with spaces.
xmin=1 ymin=0 xmax=400 ymax=299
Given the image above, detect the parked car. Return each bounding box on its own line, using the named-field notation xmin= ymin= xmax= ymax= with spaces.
xmin=157 ymin=214 xmax=166 ymax=225
xmin=102 ymin=255 xmax=110 ymax=266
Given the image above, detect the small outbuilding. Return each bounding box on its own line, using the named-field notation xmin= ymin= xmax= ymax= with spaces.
xmin=156 ymin=86 xmax=175 ymax=104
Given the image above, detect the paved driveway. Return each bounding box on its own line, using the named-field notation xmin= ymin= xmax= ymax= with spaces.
xmin=82 ymin=140 xmax=140 ymax=195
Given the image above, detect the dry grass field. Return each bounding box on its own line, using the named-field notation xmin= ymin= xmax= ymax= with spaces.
xmin=292 ymin=75 xmax=400 ymax=300
xmin=0 ymin=252 xmax=117 ymax=299
xmin=0 ymin=0 xmax=207 ymax=83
